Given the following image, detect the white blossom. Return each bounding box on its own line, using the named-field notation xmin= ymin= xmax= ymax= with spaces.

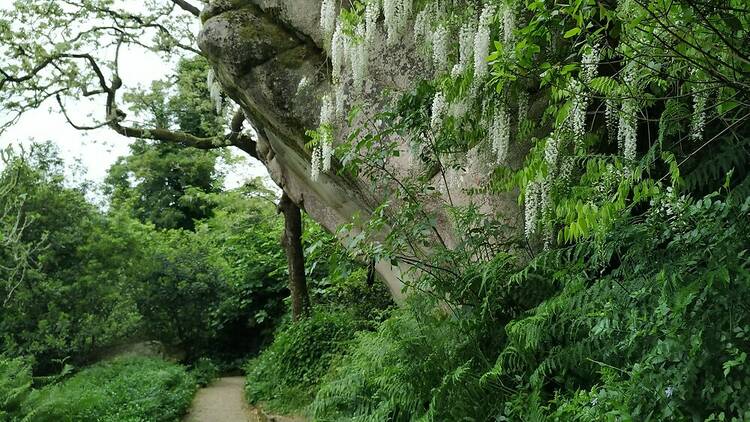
xmin=397 ymin=0 xmax=412 ymax=35
xmin=384 ymin=0 xmax=398 ymax=44
xmin=321 ymin=133 xmax=333 ymax=172
xmin=581 ymin=44 xmax=600 ymax=85
xmin=458 ymin=21 xmax=475 ymax=74
xmin=297 ymin=76 xmax=310 ymax=92
xmin=544 ymin=134 xmax=560 ymax=174
xmin=320 ymin=0 xmax=336 ymax=40
xmin=501 ymin=4 xmax=515 ymax=45
xmin=491 ymin=105 xmax=510 ymax=164
xmin=207 ymin=69 xmax=222 ymax=114
xmin=618 ymin=65 xmax=638 ymax=161
xmin=618 ymin=98 xmax=638 ymax=162
xmin=474 ymin=5 xmax=495 ymax=80
xmin=689 ymin=89 xmax=708 ymax=142
xmin=525 ymin=181 xmax=540 ymax=239
xmin=605 ymin=98 xmax=618 ymax=143
xmin=331 ymin=22 xmax=345 ymax=84
xmin=449 ymin=99 xmax=468 ymax=120
xmin=365 ymin=0 xmax=380 ymax=45
xmin=413 ymin=6 xmax=431 ymax=46
xmin=207 ymin=68 xmax=215 ymax=89
xmin=433 ymin=25 xmax=450 ymax=75
xmin=431 ymin=91 xmax=446 ymax=132
xmin=315 ymin=94 xmax=335 ymax=178
xmin=311 ymin=147 xmax=322 ymax=181
xmin=320 ymin=94 xmax=334 ymax=127
xmin=568 ymin=80 xmax=587 ymax=149
xmin=334 ymin=83 xmax=346 ymax=120
xmin=351 ymin=24 xmax=369 ymax=93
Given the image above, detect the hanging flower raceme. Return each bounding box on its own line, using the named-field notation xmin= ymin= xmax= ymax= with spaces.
xmin=311 ymin=95 xmax=335 ymax=181
xmin=207 ymin=68 xmax=222 ymax=114
xmin=689 ymin=87 xmax=708 ymax=142
xmin=311 ymin=147 xmax=322 ymax=181
xmin=396 ymin=0 xmax=412 ymax=36
xmin=331 ymin=22 xmax=345 ymax=84
xmin=383 ymin=0 xmax=398 ymax=44
xmin=365 ymin=0 xmax=380 ymax=45
xmin=474 ymin=5 xmax=495 ymax=80
xmin=413 ymin=6 xmax=431 ymax=46
xmin=581 ymin=44 xmax=600 ymax=85
xmin=320 ymin=0 xmax=336 ymax=41
xmin=501 ymin=3 xmax=515 ymax=45
xmin=618 ymin=64 xmax=638 ymax=162
xmin=491 ymin=104 xmax=510 ymax=164
xmin=453 ymin=20 xmax=475 ymax=76
xmin=568 ymin=80 xmax=587 ymax=149
xmin=544 ymin=134 xmax=560 ymax=175
xmin=431 ymin=91 xmax=446 ymax=133
xmin=432 ymin=25 xmax=449 ymax=75
xmin=524 ymin=181 xmax=540 ymax=239
xmin=351 ymin=23 xmax=369 ymax=94
xmin=619 ymin=98 xmax=638 ymax=162
xmin=605 ymin=98 xmax=618 ymax=144
xmin=335 ymin=83 xmax=346 ymax=120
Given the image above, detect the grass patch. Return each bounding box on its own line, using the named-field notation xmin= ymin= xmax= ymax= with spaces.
xmin=19 ymin=356 xmax=196 ymax=421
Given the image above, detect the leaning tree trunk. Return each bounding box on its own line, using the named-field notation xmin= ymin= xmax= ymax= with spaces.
xmin=278 ymin=192 xmax=311 ymax=321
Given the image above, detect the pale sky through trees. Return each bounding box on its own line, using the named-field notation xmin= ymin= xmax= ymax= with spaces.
xmin=0 ymin=2 xmax=269 ymax=191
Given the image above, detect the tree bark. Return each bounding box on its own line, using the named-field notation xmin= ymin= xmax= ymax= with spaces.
xmin=278 ymin=192 xmax=311 ymax=321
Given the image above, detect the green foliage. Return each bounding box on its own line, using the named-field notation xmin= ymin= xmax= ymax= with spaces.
xmin=105 ymin=56 xmax=230 ymax=231
xmin=244 ymin=309 xmax=373 ymax=414
xmin=312 ymin=298 xmax=500 ymax=422
xmin=0 ymin=143 xmax=289 ymax=371
xmin=304 ymin=192 xmax=750 ymax=421
xmin=0 ymin=356 xmax=33 ymax=419
xmin=0 ymin=144 xmax=142 ymax=372
xmin=189 ymin=358 xmax=219 ymax=388
xmin=105 ymin=139 xmax=222 ymax=231
xmin=19 ymin=357 xmax=196 ymax=422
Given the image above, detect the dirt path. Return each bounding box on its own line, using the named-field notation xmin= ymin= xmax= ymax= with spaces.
xmin=183 ymin=376 xmax=306 ymax=422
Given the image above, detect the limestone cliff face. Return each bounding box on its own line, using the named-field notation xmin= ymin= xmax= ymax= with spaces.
xmin=198 ymin=0 xmax=524 ymax=300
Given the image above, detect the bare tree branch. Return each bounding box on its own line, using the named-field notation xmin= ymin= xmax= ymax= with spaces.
xmin=171 ymin=0 xmax=201 ymax=17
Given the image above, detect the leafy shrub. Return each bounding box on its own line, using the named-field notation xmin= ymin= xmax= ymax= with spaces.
xmin=189 ymin=358 xmax=219 ymax=387
xmin=244 ymin=309 xmax=371 ymax=413
xmin=311 ymin=297 xmax=506 ymax=422
xmin=20 ymin=357 xmax=196 ymax=422
xmin=308 ymin=194 xmax=750 ymax=420
xmin=0 ymin=356 xmax=33 ymax=419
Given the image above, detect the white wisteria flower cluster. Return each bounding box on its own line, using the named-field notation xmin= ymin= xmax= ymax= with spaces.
xmin=311 ymin=95 xmax=336 ymax=182
xmin=689 ymin=86 xmax=709 ymax=142
xmin=474 ymin=4 xmax=496 ymax=80
xmin=490 ymin=104 xmax=510 ymax=164
xmin=207 ymin=68 xmax=223 ymax=114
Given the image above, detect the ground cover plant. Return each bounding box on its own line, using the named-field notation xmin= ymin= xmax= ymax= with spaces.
xmin=0 ymin=356 xmax=195 ymax=422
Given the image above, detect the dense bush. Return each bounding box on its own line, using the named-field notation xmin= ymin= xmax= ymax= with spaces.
xmin=0 ymin=144 xmax=289 ymax=371
xmin=0 ymin=356 xmax=33 ymax=419
xmin=244 ymin=309 xmax=374 ymax=413
xmin=305 ymin=193 xmax=750 ymax=421
xmin=18 ymin=357 xmax=196 ymax=422
xmin=0 ymin=145 xmax=143 ymax=373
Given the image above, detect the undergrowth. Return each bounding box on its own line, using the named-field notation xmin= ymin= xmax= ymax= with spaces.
xmin=1 ymin=356 xmax=196 ymax=422
xmin=251 ymin=193 xmax=750 ymax=421
xmin=243 ymin=309 xmax=377 ymax=414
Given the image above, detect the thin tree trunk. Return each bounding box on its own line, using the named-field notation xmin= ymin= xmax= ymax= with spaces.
xmin=278 ymin=192 xmax=311 ymax=321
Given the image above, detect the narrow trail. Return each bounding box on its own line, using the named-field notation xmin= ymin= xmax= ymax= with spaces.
xmin=183 ymin=376 xmax=306 ymax=422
